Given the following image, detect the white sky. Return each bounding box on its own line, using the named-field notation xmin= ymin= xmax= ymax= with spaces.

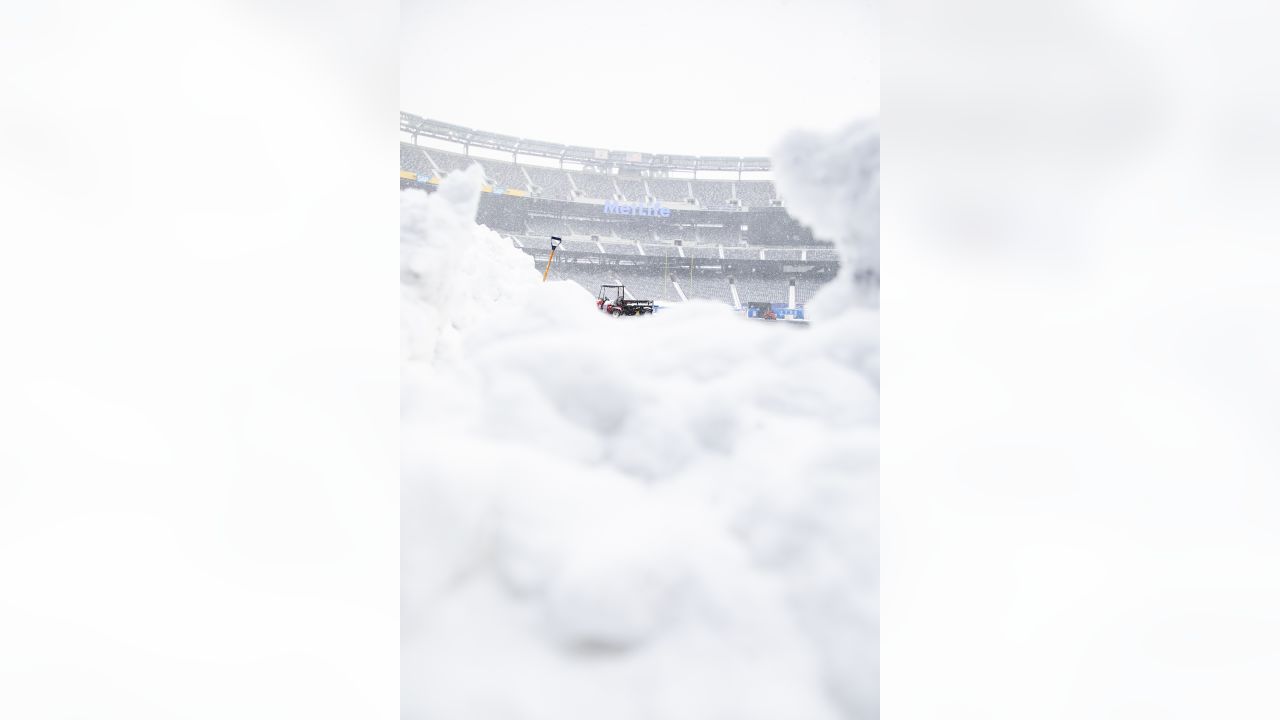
xmin=401 ymin=0 xmax=878 ymax=158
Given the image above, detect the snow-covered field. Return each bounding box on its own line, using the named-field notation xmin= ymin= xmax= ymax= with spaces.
xmin=401 ymin=122 xmax=879 ymax=719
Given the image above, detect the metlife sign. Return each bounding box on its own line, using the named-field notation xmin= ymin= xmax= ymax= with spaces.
xmin=602 ymin=200 xmax=672 ymax=217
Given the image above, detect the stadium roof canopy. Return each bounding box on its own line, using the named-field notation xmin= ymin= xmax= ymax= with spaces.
xmin=401 ymin=112 xmax=772 ymax=175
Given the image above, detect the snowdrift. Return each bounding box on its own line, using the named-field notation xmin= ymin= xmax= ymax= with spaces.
xmin=402 ymin=123 xmax=880 ymax=719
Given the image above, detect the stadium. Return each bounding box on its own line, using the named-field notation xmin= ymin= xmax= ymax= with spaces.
xmin=400 ymin=103 xmax=880 ymax=720
xmin=400 ymin=111 xmax=875 ymax=317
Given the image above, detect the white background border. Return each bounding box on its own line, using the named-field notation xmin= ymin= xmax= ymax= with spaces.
xmin=3 ymin=1 xmax=1279 ymax=717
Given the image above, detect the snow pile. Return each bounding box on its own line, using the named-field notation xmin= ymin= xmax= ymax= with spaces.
xmin=402 ymin=128 xmax=879 ymax=719
xmin=773 ymin=119 xmax=880 ymax=315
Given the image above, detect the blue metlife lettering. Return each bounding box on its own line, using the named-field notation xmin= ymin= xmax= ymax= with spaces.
xmin=602 ymin=200 xmax=671 ymax=217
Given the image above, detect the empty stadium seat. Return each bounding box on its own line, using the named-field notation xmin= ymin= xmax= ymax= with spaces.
xmin=483 ymin=160 xmax=528 ymax=191
xmin=614 ymin=177 xmax=647 ymax=202
xmin=400 ymin=143 xmax=436 ymax=177
xmin=695 ymin=180 xmax=734 ymax=209
xmin=524 ymin=165 xmax=574 ymax=200
xmin=734 ymin=181 xmax=775 ymax=209
xmin=424 ymin=148 xmax=474 ymax=174
xmin=734 ymin=272 xmax=793 ymax=306
xmin=647 ymin=177 xmax=691 ymax=203
xmin=572 ymin=172 xmax=617 ymax=199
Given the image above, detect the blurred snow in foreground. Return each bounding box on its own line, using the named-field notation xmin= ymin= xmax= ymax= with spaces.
xmin=402 ymin=123 xmax=879 ymax=720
